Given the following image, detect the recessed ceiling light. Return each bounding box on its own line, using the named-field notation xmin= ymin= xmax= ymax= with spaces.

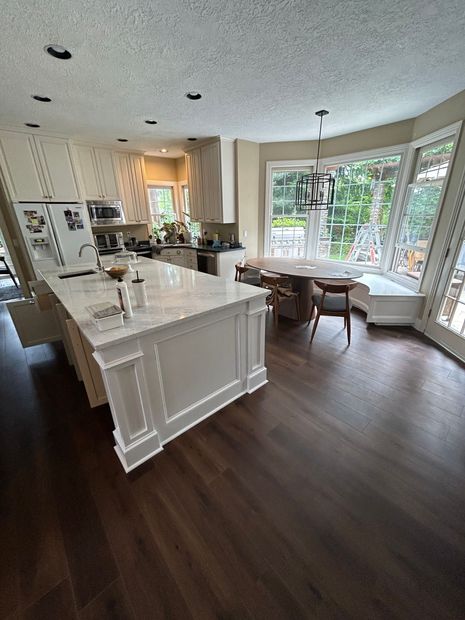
xmin=25 ymin=122 xmax=40 ymax=128
xmin=187 ymin=137 xmax=197 ymax=141
xmin=117 ymin=138 xmax=128 ymax=142
xmin=44 ymin=44 xmax=72 ymax=60
xmin=145 ymin=119 xmax=158 ymax=125
xmin=185 ymin=92 xmax=202 ymax=100
xmin=160 ymin=148 xmax=168 ymax=153
xmin=32 ymin=95 xmax=52 ymax=103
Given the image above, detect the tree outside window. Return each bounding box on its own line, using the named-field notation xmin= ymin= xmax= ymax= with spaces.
xmin=318 ymin=156 xmax=401 ymax=266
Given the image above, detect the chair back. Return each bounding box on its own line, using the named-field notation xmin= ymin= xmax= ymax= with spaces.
xmin=260 ymin=274 xmax=289 ymax=288
xmin=314 ymin=280 xmax=358 ymax=294
xmin=235 ymin=263 xmax=249 ymax=281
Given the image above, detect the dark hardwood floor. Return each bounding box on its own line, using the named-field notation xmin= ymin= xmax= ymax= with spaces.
xmin=1 ymin=301 xmax=465 ymax=619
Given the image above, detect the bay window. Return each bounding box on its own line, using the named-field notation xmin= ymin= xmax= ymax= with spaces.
xmin=317 ymin=156 xmax=401 ymax=265
xmin=391 ymin=139 xmax=455 ymax=282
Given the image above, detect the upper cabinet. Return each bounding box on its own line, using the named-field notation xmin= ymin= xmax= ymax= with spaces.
xmin=0 ymin=130 xmax=80 ymax=202
xmin=73 ymin=145 xmax=120 ymax=200
xmin=185 ymin=137 xmax=236 ymax=223
xmin=114 ymin=152 xmax=150 ymax=224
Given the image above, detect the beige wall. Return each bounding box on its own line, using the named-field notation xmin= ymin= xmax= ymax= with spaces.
xmin=176 ymin=157 xmax=186 ymax=181
xmin=144 ymin=156 xmax=177 ymax=181
xmin=236 ymin=140 xmax=260 ymax=257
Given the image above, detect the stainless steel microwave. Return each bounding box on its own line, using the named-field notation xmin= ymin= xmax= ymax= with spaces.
xmin=87 ymin=200 xmax=125 ymax=226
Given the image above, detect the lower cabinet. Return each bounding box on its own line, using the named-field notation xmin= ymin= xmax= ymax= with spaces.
xmin=6 ymin=279 xmax=107 ymax=408
xmin=66 ymin=319 xmax=108 ymax=408
xmin=154 ymin=248 xmax=198 ymax=269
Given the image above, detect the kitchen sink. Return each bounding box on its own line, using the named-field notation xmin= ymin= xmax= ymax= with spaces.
xmin=57 ymin=269 xmax=97 ymax=279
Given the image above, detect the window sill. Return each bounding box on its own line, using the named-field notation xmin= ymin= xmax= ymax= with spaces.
xmin=384 ymin=270 xmax=421 ymax=292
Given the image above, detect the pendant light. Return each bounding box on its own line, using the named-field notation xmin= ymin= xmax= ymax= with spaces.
xmin=295 ymin=109 xmax=335 ymax=211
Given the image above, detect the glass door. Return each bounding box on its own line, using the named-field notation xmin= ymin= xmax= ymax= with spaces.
xmin=425 ymin=194 xmax=465 ymax=361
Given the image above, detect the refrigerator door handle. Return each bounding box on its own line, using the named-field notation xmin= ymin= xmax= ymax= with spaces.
xmin=44 ymin=204 xmax=65 ymax=266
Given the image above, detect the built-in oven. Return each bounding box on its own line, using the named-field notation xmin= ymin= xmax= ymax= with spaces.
xmin=87 ymin=200 xmax=124 ymax=226
xmin=93 ymin=232 xmax=124 ymax=255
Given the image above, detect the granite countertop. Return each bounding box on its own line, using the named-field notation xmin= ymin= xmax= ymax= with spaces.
xmin=39 ymin=257 xmax=266 ymax=351
xmin=153 ymin=244 xmax=245 ymax=254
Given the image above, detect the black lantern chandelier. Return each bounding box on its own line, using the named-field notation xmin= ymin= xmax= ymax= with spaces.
xmin=295 ymin=109 xmax=335 ymax=211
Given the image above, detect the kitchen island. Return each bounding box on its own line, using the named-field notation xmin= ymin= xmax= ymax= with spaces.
xmin=39 ymin=257 xmax=268 ymax=472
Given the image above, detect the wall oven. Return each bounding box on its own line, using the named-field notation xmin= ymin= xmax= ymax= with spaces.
xmin=87 ymin=200 xmax=124 ymax=226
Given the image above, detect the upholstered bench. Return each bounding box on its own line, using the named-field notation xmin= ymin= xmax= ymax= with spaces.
xmin=350 ymin=274 xmax=425 ymax=325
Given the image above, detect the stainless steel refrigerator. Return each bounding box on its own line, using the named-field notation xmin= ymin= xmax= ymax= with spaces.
xmin=13 ymin=202 xmax=94 ymax=276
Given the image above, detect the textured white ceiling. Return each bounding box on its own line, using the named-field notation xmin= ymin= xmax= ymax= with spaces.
xmin=1 ymin=0 xmax=465 ymax=157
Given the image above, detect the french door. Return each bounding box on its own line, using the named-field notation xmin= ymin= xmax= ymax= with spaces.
xmin=425 ymin=190 xmax=465 ymax=361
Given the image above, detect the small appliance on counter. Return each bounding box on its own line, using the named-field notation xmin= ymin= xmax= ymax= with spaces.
xmin=87 ymin=200 xmax=124 ymax=226
xmin=94 ymin=231 xmax=124 ymax=255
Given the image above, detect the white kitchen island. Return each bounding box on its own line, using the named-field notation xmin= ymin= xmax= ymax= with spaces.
xmin=39 ymin=257 xmax=268 ymax=472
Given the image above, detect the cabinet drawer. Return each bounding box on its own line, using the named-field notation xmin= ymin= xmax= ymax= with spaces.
xmin=160 ymin=248 xmax=184 ymax=257
xmin=184 ymin=249 xmax=197 ymax=259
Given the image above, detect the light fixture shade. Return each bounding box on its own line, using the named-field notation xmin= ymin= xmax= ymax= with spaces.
xmin=295 ymin=171 xmax=335 ymax=211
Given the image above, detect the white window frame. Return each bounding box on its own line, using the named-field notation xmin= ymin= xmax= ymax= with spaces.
xmin=146 ymin=179 xmax=181 ymax=223
xmin=264 ymin=159 xmax=316 ymax=257
xmin=387 ymin=121 xmax=462 ymax=291
xmin=317 ymin=144 xmax=409 ymax=272
xmin=264 ymin=147 xmax=409 ymax=269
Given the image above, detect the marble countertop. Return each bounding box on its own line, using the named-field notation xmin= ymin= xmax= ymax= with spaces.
xmin=39 ymin=257 xmax=267 ymax=350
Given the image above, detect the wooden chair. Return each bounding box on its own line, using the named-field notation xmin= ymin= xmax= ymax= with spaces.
xmin=260 ymin=273 xmax=300 ymax=327
xmin=234 ymin=262 xmax=261 ymax=285
xmin=308 ymin=280 xmax=358 ymax=345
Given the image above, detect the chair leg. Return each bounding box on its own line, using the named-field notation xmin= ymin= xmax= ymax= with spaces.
xmin=346 ymin=311 xmax=352 ymax=346
xmin=307 ymin=304 xmax=315 ymax=326
xmin=344 ymin=316 xmax=347 ymax=329
xmin=295 ymin=295 xmax=301 ymax=321
xmin=310 ymin=309 xmax=321 ymax=343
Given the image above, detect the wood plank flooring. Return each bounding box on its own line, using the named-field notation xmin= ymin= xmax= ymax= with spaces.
xmin=1 ymin=302 xmax=465 ymax=619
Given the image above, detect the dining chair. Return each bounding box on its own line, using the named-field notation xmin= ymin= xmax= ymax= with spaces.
xmin=308 ymin=280 xmax=358 ymax=345
xmin=234 ymin=262 xmax=261 ymax=285
xmin=260 ymin=273 xmax=300 ymax=327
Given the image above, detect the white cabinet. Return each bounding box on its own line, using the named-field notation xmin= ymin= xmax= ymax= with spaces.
xmin=34 ymin=136 xmax=81 ymax=202
xmin=74 ymin=145 xmax=120 ymax=200
xmin=0 ymin=130 xmax=81 ymax=202
xmin=114 ymin=152 xmax=150 ymax=224
xmin=185 ymin=137 xmax=236 ymax=223
xmin=0 ymin=132 xmax=47 ymax=201
xmin=185 ymin=148 xmax=203 ymax=221
xmin=154 ymin=247 xmax=198 ymax=270
xmin=96 ymin=148 xmax=119 ymax=200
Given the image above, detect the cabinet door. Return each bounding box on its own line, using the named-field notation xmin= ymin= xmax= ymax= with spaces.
xmin=34 ymin=136 xmax=81 ymax=201
xmin=0 ymin=131 xmax=48 ymax=201
xmin=114 ymin=152 xmax=137 ymax=223
xmin=95 ymin=149 xmax=120 ymax=199
xmin=186 ymin=149 xmax=204 ymax=220
xmin=200 ymin=142 xmax=222 ymax=222
xmin=66 ymin=318 xmax=108 ymax=408
xmin=73 ymin=144 xmax=102 ymax=199
xmin=6 ymin=298 xmax=61 ymax=347
xmin=130 ymin=155 xmax=149 ymax=223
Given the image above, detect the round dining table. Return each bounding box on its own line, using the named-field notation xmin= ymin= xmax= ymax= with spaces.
xmin=245 ymin=257 xmax=362 ymax=321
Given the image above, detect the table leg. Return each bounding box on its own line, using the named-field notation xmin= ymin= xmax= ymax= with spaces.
xmin=278 ymin=277 xmax=314 ymax=322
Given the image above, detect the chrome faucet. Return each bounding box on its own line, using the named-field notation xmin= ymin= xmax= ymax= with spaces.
xmin=78 ymin=243 xmax=104 ymax=271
